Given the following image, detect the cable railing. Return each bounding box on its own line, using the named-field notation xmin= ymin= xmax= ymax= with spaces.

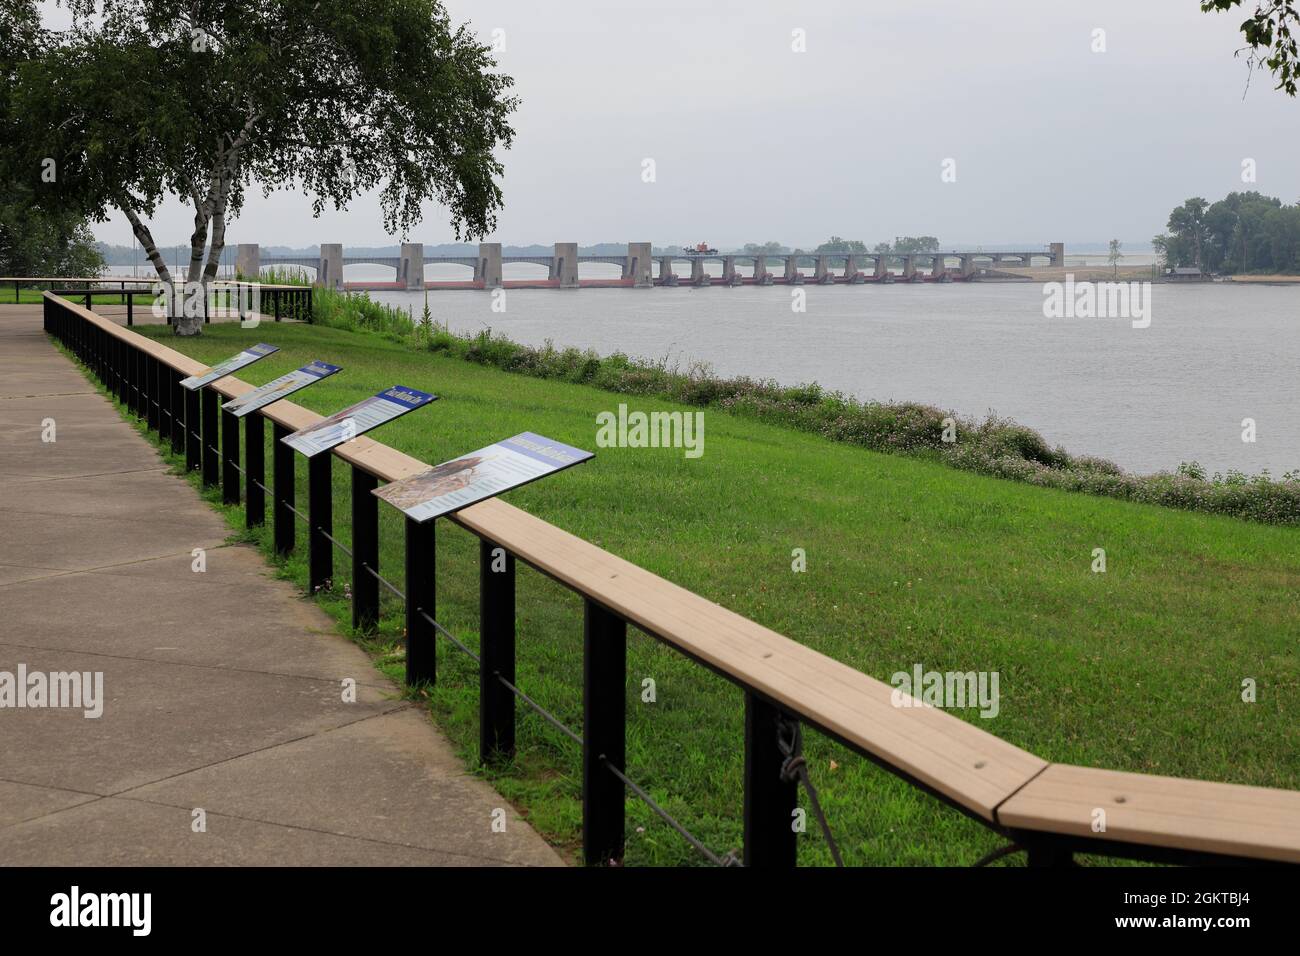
xmin=40 ymin=291 xmax=1300 ymax=868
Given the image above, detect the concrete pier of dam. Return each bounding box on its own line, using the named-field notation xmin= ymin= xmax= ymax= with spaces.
xmin=234 ymin=242 xmax=1065 ymax=291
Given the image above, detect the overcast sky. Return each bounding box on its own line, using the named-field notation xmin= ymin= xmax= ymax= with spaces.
xmin=42 ymin=0 xmax=1300 ymax=250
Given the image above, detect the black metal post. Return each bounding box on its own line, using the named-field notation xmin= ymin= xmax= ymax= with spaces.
xmin=185 ymin=387 xmax=200 ymax=472
xmin=583 ymin=599 xmax=626 ymax=867
xmin=122 ymin=341 xmax=132 ymax=407
xmin=404 ymin=516 xmax=436 ymax=686
xmin=128 ymin=346 xmax=140 ymax=417
xmin=127 ymin=293 xmax=133 ymax=327
xmin=308 ymin=453 xmax=333 ymax=593
xmin=221 ymin=409 xmax=240 ymax=504
xmin=112 ymin=336 xmax=124 ymax=403
xmin=245 ymin=413 xmax=265 ymax=527
xmin=139 ymin=350 xmax=149 ymax=422
xmin=743 ymin=692 xmax=799 ymax=867
xmin=479 ymin=539 xmax=516 ymax=765
xmin=201 ymin=388 xmax=219 ymax=487
xmin=170 ymin=370 xmax=184 ymax=455
xmin=273 ymin=422 xmax=294 ymax=555
xmin=157 ymin=359 xmax=171 ymax=445
xmin=146 ymin=356 xmax=160 ymax=432
xmin=351 ymin=465 xmax=379 ymax=632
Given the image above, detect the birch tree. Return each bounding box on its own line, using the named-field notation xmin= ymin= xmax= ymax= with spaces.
xmin=12 ymin=0 xmax=517 ymax=334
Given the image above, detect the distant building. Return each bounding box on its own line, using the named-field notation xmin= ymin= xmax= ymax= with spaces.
xmin=1165 ymin=266 xmax=1210 ymax=280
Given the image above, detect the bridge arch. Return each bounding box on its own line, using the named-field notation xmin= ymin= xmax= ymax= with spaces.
xmin=258 ymin=259 xmax=318 ymax=283
xmin=423 ymin=258 xmax=477 ymax=282
xmin=576 ymin=257 xmax=625 ymax=282
xmin=500 ymin=258 xmax=551 ymax=282
xmin=342 ymin=260 xmax=400 ymax=284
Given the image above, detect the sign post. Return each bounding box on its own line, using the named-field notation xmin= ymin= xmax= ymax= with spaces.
xmin=220 ymin=361 xmax=341 ymax=531
xmin=280 ymin=385 xmax=437 ymax=595
xmin=373 ymin=431 xmax=593 ymax=763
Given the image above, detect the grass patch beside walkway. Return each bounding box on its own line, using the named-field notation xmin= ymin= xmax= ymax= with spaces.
xmin=125 ymin=319 xmax=1300 ymax=866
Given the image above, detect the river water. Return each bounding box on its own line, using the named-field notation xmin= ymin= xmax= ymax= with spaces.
xmin=376 ymin=278 xmax=1299 ymax=477
xmin=108 ymin=264 xmax=1298 ymax=475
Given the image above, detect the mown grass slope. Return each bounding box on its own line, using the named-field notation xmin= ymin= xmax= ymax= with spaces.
xmin=131 ymin=320 xmax=1300 ymax=866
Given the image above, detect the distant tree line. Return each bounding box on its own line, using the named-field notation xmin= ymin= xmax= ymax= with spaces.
xmin=1153 ymin=193 xmax=1300 ymax=274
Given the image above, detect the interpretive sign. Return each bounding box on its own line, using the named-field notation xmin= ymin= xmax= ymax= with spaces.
xmin=280 ymin=385 xmax=436 ymax=457
xmin=373 ymin=431 xmax=593 ymax=523
xmin=180 ymin=343 xmax=279 ymax=390
xmin=221 ymin=360 xmax=342 ymax=418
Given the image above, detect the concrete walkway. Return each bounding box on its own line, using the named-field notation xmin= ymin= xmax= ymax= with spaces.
xmin=0 ymin=305 xmax=561 ymax=866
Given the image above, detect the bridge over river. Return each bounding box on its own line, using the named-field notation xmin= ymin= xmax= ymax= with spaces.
xmin=235 ymin=242 xmax=1066 ymax=291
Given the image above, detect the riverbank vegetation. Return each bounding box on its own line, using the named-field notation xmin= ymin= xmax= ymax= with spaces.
xmin=304 ymin=287 xmax=1300 ymax=526
xmin=118 ymin=319 xmax=1300 ymax=865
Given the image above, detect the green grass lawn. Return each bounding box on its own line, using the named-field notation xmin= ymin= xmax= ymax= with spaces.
xmin=10 ymin=289 xmax=139 ymax=305
xmin=117 ymin=320 xmax=1300 ymax=867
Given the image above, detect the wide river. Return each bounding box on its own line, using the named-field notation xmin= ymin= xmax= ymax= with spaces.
xmin=108 ymin=265 xmax=1299 ymax=476
xmin=375 ymin=279 xmax=1299 ymax=477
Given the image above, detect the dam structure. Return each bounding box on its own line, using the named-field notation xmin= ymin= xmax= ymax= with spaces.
xmin=234 ymin=242 xmax=1066 ymax=292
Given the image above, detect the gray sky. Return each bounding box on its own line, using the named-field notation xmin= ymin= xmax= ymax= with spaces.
xmin=46 ymin=0 xmax=1300 ymax=249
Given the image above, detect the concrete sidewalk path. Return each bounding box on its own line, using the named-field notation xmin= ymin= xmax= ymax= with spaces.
xmin=0 ymin=305 xmax=562 ymax=866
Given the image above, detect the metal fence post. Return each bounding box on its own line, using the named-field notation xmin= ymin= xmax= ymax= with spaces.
xmin=170 ymin=370 xmax=185 ymax=455
xmin=743 ymin=692 xmax=799 ymax=867
xmin=583 ymin=599 xmax=626 ymax=866
xmin=404 ymin=517 xmax=436 ymax=686
xmin=201 ymin=388 xmax=219 ymax=487
xmin=245 ymin=413 xmax=265 ymax=527
xmin=185 ymin=387 xmax=200 ymax=472
xmin=351 ymin=465 xmax=379 ymax=632
xmin=111 ymin=335 xmax=123 ymax=403
xmin=308 ymin=453 xmax=333 ymax=593
xmin=123 ymin=341 xmax=133 ymax=408
xmin=139 ymin=350 xmax=149 ymax=422
xmin=110 ymin=335 xmax=121 ymax=404
xmin=128 ymin=345 xmax=140 ymax=417
xmin=221 ymin=408 xmax=240 ymax=504
xmin=135 ymin=349 xmax=145 ymax=421
xmin=480 ymin=539 xmax=516 ymax=765
xmin=146 ymin=356 xmax=160 ymax=432
xmin=273 ymin=422 xmax=294 ymax=555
